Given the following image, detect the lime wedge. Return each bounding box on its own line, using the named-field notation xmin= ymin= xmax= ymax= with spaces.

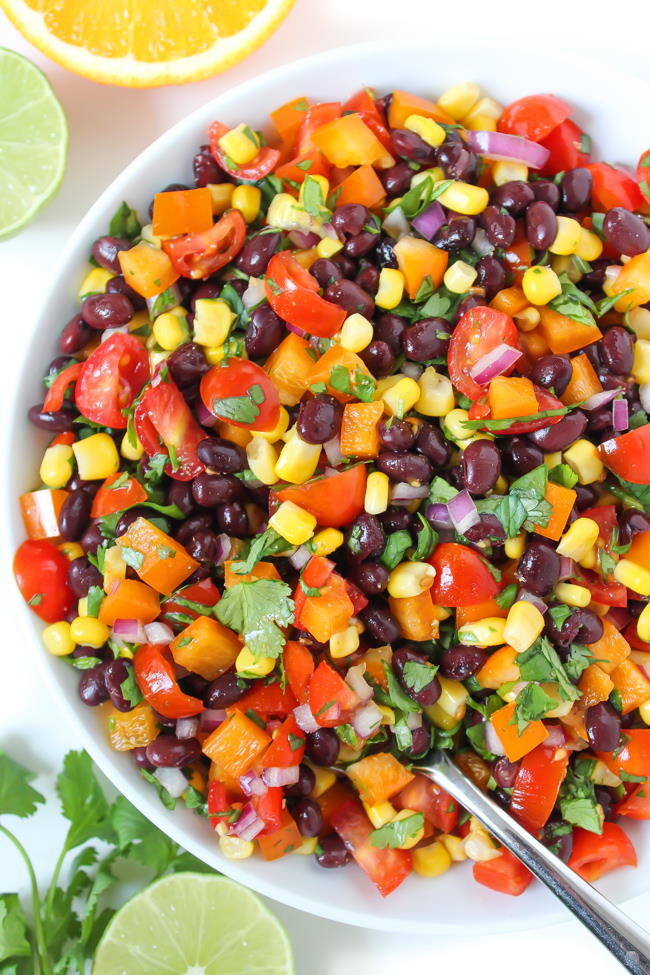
xmin=0 ymin=47 xmax=68 ymax=240
xmin=92 ymin=873 xmax=295 ymax=975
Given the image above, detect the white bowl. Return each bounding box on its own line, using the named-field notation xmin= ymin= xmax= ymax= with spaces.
xmin=6 ymin=39 xmax=650 ymax=934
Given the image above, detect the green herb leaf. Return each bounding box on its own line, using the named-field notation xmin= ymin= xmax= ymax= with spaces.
xmin=230 ymin=527 xmax=292 ymax=575
xmin=140 ymin=769 xmax=177 ymax=811
xmin=465 ymin=722 xmax=498 ymax=762
xmin=215 ymin=578 xmax=294 ymax=660
xmin=0 ymin=752 xmax=44 ymax=818
xmin=559 ymin=759 xmax=603 ymax=834
xmin=111 ymin=795 xmax=176 ymax=873
xmin=0 ymin=894 xmax=31 ymax=963
xmin=495 ymin=584 xmax=518 ymax=610
xmin=300 ymin=174 xmax=332 ymax=223
xmin=109 ymin=201 xmax=141 ymax=240
xmin=410 ymin=513 xmax=438 ymax=561
xmin=335 ymin=724 xmax=359 ymax=747
xmin=548 ymin=463 xmax=579 ymax=489
xmin=370 ymin=812 xmax=424 ymax=849
xmin=517 ymin=636 xmax=581 ymax=703
xmin=376 ymin=661 xmax=421 ymax=713
xmin=119 ymin=670 xmax=143 ymax=708
xmin=510 ymin=683 xmax=558 ymax=734
xmin=463 ymin=406 xmax=573 ymax=433
xmin=402 ymin=660 xmax=438 ymax=693
xmin=56 ymin=751 xmax=114 ymax=849
xmin=380 ymin=530 xmax=412 ymax=570
xmin=86 ymin=585 xmax=105 ymax=619
xmin=120 ymin=546 xmax=145 ymax=572
xmin=149 ymin=286 xmax=178 ymax=320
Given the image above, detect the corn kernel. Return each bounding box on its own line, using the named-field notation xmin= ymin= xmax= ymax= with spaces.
xmin=614 ymin=559 xmax=650 ymax=597
xmin=438 ymin=81 xmax=481 ymax=120
xmin=438 ymin=833 xmax=467 ymax=862
xmin=363 ymin=800 xmax=396 ymax=829
xmin=311 ymin=528 xmax=344 ymax=557
xmin=551 ymin=253 xmax=583 ymax=283
xmin=306 ymin=760 xmax=337 ymax=798
xmin=549 ymin=216 xmax=582 ymax=256
xmin=544 ymin=451 xmax=563 ymax=469
xmin=414 ymin=366 xmax=453 ymax=417
xmin=493 ymin=474 xmax=508 ymax=494
xmin=425 ymin=676 xmax=469 ymax=729
xmin=410 ymin=166 xmax=445 ymax=189
xmin=576 ymin=227 xmax=603 ymax=262
xmin=458 ymin=617 xmax=507 ymax=647
xmin=103 ymin=545 xmax=127 ymax=592
xmin=72 ymin=433 xmax=119 ymax=481
xmin=266 ymin=192 xmax=313 ymax=232
xmin=553 ymin=582 xmax=592 ymax=607
xmin=139 ymin=223 xmax=164 ymax=247
xmin=377 ymin=705 xmax=395 ymax=725
xmin=463 ymin=96 xmax=502 ymax=126
xmin=563 ymin=439 xmax=604 ymax=485
xmin=626 ymin=307 xmax=650 ymax=340
xmin=58 ymin=541 xmax=84 ymax=561
xmin=231 ymin=184 xmax=261 ymax=224
xmin=70 ymin=616 xmax=110 ymax=648
xmin=589 ymin=759 xmax=621 ymax=787
xmin=40 ymin=443 xmax=74 ymax=488
xmin=316 ymin=235 xmax=344 ymax=258
xmin=444 ymin=260 xmax=478 ymax=294
xmin=207 ymin=182 xmax=234 ymax=215
xmin=153 ymin=308 xmax=189 ymax=351
xmin=193 ymin=299 xmax=234 ymax=347
xmin=42 ymin=621 xmax=75 ymax=657
xmin=469 ymin=115 xmax=498 ymax=132
xmin=637 ymin=603 xmax=650 ymax=644
xmin=218 ymin=829 xmax=255 ymax=860
xmin=235 ymin=645 xmax=275 ymax=678
xmin=462 ymin=820 xmax=500 ymax=862
xmin=390 ymin=808 xmax=425 ymax=849
xmin=504 ymin=534 xmax=525 ymax=559
xmin=388 ymin=561 xmax=436 ymax=598
xmin=330 ymin=625 xmax=360 ymax=659
xmin=444 ymin=408 xmax=470 ymax=441
xmin=77 ymin=597 xmax=88 ymax=617
xmin=217 ymin=123 xmax=260 ymax=166
xmin=492 ymin=161 xmax=529 ymax=186
xmin=78 ymin=266 xmax=113 ymax=298
xmin=364 ymin=470 xmax=390 ymax=515
xmin=246 ymin=437 xmax=279 ymax=486
xmin=504 ymin=600 xmax=545 ymax=653
xmin=149 ymin=349 xmax=170 ymax=370
xmin=413 ymin=840 xmax=452 ymax=877
xmin=514 ymin=306 xmax=541 ymax=331
xmin=632 ymin=339 xmax=650 ymax=384
xmin=293 ymin=836 xmax=319 ymax=855
xmin=268 ymin=500 xmax=316 ymax=546
xmin=405 ymin=114 xmax=446 ymax=147
xmin=274 ymin=434 xmax=321 ymax=485
xmin=522 ymin=265 xmax=562 ymax=305
xmin=375 ymin=268 xmax=405 ymax=310
xmin=381 ymin=376 xmax=420 ymax=417
xmin=436 ymin=180 xmax=489 ymax=216
xmin=120 ymin=431 xmax=144 ymax=461
xmin=556 ymin=517 xmax=600 ymax=561
xmin=340 ymin=313 xmax=374 ymax=352
xmin=254 ymin=406 xmax=290 ymax=443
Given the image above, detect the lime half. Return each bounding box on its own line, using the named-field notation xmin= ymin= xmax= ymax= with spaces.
xmin=92 ymin=873 xmax=295 ymax=975
xmin=0 ymin=47 xmax=68 ymax=240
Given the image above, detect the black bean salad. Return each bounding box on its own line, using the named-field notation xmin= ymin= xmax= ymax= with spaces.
xmin=13 ymin=81 xmax=650 ymax=897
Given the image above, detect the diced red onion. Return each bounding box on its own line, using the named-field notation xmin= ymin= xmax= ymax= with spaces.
xmin=406 ymin=711 xmax=423 ymax=731
xmin=543 ymin=724 xmax=566 ymax=748
xmin=352 ymin=701 xmax=383 ymax=739
xmin=517 ymin=590 xmax=548 ymax=615
xmin=465 ymin=130 xmax=550 ymax=170
xmin=324 ymin=435 xmax=343 ymax=467
xmin=293 ymin=702 xmax=320 ymax=733
xmin=483 ymin=720 xmax=506 ymax=757
xmin=146 ymin=283 xmax=182 ymax=317
xmin=231 ymin=802 xmax=265 ymax=842
xmin=175 ymin=716 xmax=199 ymax=740
xmin=199 ymin=708 xmax=227 ymax=732
xmin=639 ymin=383 xmax=650 ymax=413
xmin=144 ymin=621 xmax=174 ymax=645
xmin=345 ymin=664 xmax=373 ymax=702
xmin=213 ymin=533 xmax=231 ymax=566
xmin=472 ymin=227 xmax=494 ymax=257
xmin=153 ymin=767 xmax=188 ymax=799
xmin=401 ymin=361 xmax=424 ymax=380
xmin=239 ymin=770 xmax=268 ymax=797
xmin=411 ymin=201 xmax=445 ymax=241
xmin=389 ymin=482 xmax=429 ymax=505
xmin=426 ymin=502 xmax=452 ymax=529
xmin=447 ymin=489 xmax=480 ymax=534
xmin=558 ymin=557 xmax=574 ymax=581
xmin=196 ymin=400 xmax=217 ymax=427
xmin=289 ymin=230 xmax=320 ymax=249
xmin=582 ymin=386 xmax=623 ymax=411
xmin=469 ymin=343 xmax=522 ymax=385
xmin=286 ymin=321 xmax=307 ymax=337
xmin=382 ymin=206 xmax=410 ymax=240
xmin=613 ymin=398 xmax=629 ymax=431
xmin=289 ymin=545 xmax=311 ymax=570
xmin=112 ymin=618 xmax=146 ymax=644
xmin=262 ymin=765 xmax=301 ymax=788
xmin=321 ymin=222 xmax=339 ymax=241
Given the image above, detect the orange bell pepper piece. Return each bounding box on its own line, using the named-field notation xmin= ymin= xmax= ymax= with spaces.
xmin=170 ymin=615 xmax=241 ymax=681
xmin=456 ymin=598 xmax=508 ymax=628
xmin=347 ymin=752 xmax=415 ymax=806
xmin=532 ymin=481 xmax=577 ymax=541
xmin=19 ymin=489 xmax=67 ymax=541
xmin=108 ymin=701 xmax=159 ymax=751
xmin=99 ymin=579 xmax=160 ymax=626
xmin=560 ymin=353 xmax=603 ymax=406
xmin=152 ymin=187 xmax=213 ymax=237
xmin=629 ymin=530 xmax=650 ymax=571
xmin=519 ymin=327 xmax=551 ymax=360
xmin=340 ymin=401 xmax=384 ymax=458
xmin=393 ymin=235 xmax=448 ymax=299
xmin=476 ymin=645 xmax=520 ymax=690
xmin=223 ymin=560 xmax=281 ymax=588
xmin=311 ymin=113 xmax=390 ymax=168
xmin=503 ymin=232 xmax=533 ymax=286
xmin=610 ymin=659 xmax=650 ymax=714
xmin=257 ymin=807 xmax=303 ymax=861
xmin=275 ymin=152 xmax=330 ymax=192
xmin=333 ymin=165 xmax=386 ymax=209
xmin=296 ymin=576 xmax=354 ymax=644
xmin=490 ymin=702 xmax=548 ymax=762
xmin=490 ymin=287 xmax=528 ymax=316
xmin=264 ymin=332 xmax=315 ymax=406
xmin=578 ymin=664 xmax=614 ymax=707
xmin=202 ymin=709 xmax=271 ymax=779
xmin=90 ymin=473 xmax=148 ymax=519
xmin=388 ymin=591 xmax=440 ymax=642
xmin=610 ymin=252 xmax=650 ymax=311
xmin=538 ymin=306 xmax=602 ymax=354
xmin=488 ymin=376 xmax=538 ymax=420
xmin=116 ymin=517 xmax=198 ymax=595
xmin=316 ymin=779 xmax=356 ymax=831
xmin=270 ymin=95 xmax=310 ymax=146
xmin=118 ymin=241 xmax=179 ymax=299
xmin=305 ymin=346 xmax=373 ymax=404
xmin=361 ymin=646 xmax=392 ymax=689
xmin=586 ymin=619 xmax=631 ymax=674
xmin=387 ymin=89 xmax=453 ymax=128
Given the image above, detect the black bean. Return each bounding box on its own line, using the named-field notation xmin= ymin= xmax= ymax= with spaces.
xmin=379 ymin=506 xmax=413 ymax=532
xmin=310 ymin=258 xmax=344 ymax=289
xmin=192 ymin=473 xmax=242 ymax=507
xmin=193 ymin=146 xmax=225 ymax=187
xmin=561 ymin=168 xmax=592 ymax=212
xmin=145 ymin=735 xmax=202 ymax=768
xmin=378 ymin=418 xmax=416 ymax=451
xmin=324 ymin=279 xmax=375 ymax=319
xmin=293 ymin=797 xmax=324 ymax=837
xmin=491 ymin=180 xmax=534 ymax=215
xmin=461 ymin=439 xmax=501 ymax=495
xmin=374 ymin=236 xmax=398 ymax=269
xmin=528 ymin=410 xmax=588 ymax=451
xmin=359 ymin=599 xmax=401 ymax=644
xmin=105 ymin=274 xmax=147 ymax=311
xmin=433 ymin=217 xmax=476 ymax=252
xmin=104 ymin=659 xmax=135 ymax=712
xmin=376 ymin=452 xmax=433 ymax=483
xmin=216 ymin=501 xmax=249 ymax=536
xmin=480 ymin=206 xmax=516 ymax=248
xmin=516 ymin=540 xmax=561 ymax=595
xmin=416 ymin=422 xmax=452 ymax=467
xmin=585 ymin=702 xmax=621 ymax=752
xmin=358 ymin=340 xmax=395 ymax=377
xmin=525 ymin=201 xmax=558 ymax=250
xmin=455 ymin=294 xmax=483 ymax=321
xmin=464 ymin=513 xmax=505 ymax=543
xmin=380 ymin=161 xmax=413 ymax=197
xmin=390 ymin=129 xmax=436 ymax=165
xmin=355 ymin=264 xmax=380 ymax=294
xmin=440 ymin=645 xmax=486 ymax=680
xmin=529 ymin=354 xmax=572 ymax=396
xmin=205 ymin=671 xmax=250 ymax=709
xmin=347 ymin=560 xmax=390 ymax=596
xmin=174 ymin=513 xmax=214 ymax=546
xmin=603 ymin=207 xmax=650 ymax=256
xmin=167 ymin=342 xmax=209 ymax=389
xmin=78 ymin=664 xmax=108 ymax=707
xmin=67 ymin=557 xmax=102 ymax=599
xmin=502 ymin=437 xmax=544 ymax=476
xmin=374 ymin=313 xmax=406 ymax=355
xmin=437 ymin=141 xmax=478 ymax=182
xmin=186 ymin=530 xmax=222 ymax=562
xmin=59 ymin=313 xmax=92 ymax=354
xmin=80 ymin=523 xmax=104 ymax=555
xmin=574 ymin=484 xmax=600 ymax=511
xmin=532 ymin=180 xmax=560 ymax=210
xmin=601 ymin=326 xmax=634 ymax=375
xmin=81 ymin=292 xmax=133 ymax=329
xmin=305 ymin=728 xmax=340 ymax=766
xmin=59 ymin=489 xmax=92 ymax=541
xmin=91 ymin=236 xmax=131 ymax=273
xmin=297 ymin=394 xmax=342 ymax=444
xmin=197 ymin=436 xmax=246 ymax=474
xmin=618 ymin=508 xmax=650 ymax=546
xmin=244 ymin=306 xmax=285 ymax=359
xmin=115 ymin=506 xmax=151 ymax=538
xmin=316 ymin=834 xmax=352 ymax=868
xmin=235 ymin=230 xmax=281 ymax=275
xmin=332 ymin=204 xmax=368 ymax=239
xmin=166 ymin=480 xmax=196 ymax=515
xmin=28 ymin=404 xmax=76 ymax=433
xmin=284 ymin=763 xmax=316 ymax=799
xmin=493 ymin=757 xmax=520 ymax=789
xmin=476 ymin=255 xmax=506 ymax=300
xmin=344 ymin=230 xmax=377 ymax=259
xmin=393 ymin=646 xmax=440 ymax=706
xmin=573 ymin=608 xmax=604 ymax=644
xmin=345 ymin=513 xmax=385 ymax=562
xmin=403 ymin=317 xmax=452 ymax=361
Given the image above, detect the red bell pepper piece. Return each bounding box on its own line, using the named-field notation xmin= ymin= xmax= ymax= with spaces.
xmin=510 ymin=745 xmax=569 ymax=834
xmin=308 ymin=661 xmax=360 ymax=728
xmin=261 ymin=714 xmax=305 ymax=768
xmin=569 ymin=822 xmax=637 ymax=882
xmin=473 ymin=848 xmax=533 ymax=896
xmin=134 ymin=644 xmax=204 ymax=719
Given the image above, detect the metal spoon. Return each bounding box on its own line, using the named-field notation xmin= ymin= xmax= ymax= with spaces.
xmin=412 ymin=749 xmax=650 ymax=975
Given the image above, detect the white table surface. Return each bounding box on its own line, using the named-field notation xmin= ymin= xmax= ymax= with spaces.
xmin=1 ymin=1 xmax=650 ymax=970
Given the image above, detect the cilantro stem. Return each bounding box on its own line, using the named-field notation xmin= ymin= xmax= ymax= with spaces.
xmin=44 ymin=842 xmax=68 ymax=934
xmin=0 ymin=823 xmax=53 ymax=975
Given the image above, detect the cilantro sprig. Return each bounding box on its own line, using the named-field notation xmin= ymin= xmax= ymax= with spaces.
xmin=215 ymin=578 xmax=294 ymax=660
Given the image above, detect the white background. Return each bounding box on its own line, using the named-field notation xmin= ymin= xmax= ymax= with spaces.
xmin=1 ymin=1 xmax=650 ymax=971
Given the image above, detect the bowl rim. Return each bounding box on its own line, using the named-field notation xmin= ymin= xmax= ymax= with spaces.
xmin=6 ymin=37 xmax=650 ymax=934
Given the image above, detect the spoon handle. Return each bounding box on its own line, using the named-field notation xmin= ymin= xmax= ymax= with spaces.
xmin=418 ymin=751 xmax=650 ymax=975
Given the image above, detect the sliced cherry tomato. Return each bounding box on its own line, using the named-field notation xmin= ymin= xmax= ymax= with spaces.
xmin=539 ymin=119 xmax=591 ymax=177
xmin=295 ymin=102 xmax=342 ymax=156
xmin=596 ymin=729 xmax=650 ymax=780
xmin=163 ymin=209 xmax=246 ymax=280
xmin=572 ymin=567 xmax=627 ymax=607
xmin=90 ymin=473 xmax=148 ymax=519
xmin=331 ymin=799 xmax=412 ymax=897
xmin=428 ymin=542 xmax=501 ymax=607
xmin=510 ymin=745 xmax=569 ymax=834
xmin=580 ymin=505 xmax=618 ymax=548
xmin=598 ymin=424 xmax=650 ymax=485
xmin=273 ymin=466 xmax=367 ymax=529
xmin=468 ymin=385 xmax=565 ymax=435
xmin=568 ymin=822 xmax=637 ymax=883
xmin=637 ymin=149 xmax=650 ymax=205
xmin=308 ymin=661 xmax=360 ymax=728
xmin=617 ymin=783 xmax=650 ymax=820
xmin=498 ymin=94 xmax=571 ymax=142
xmin=283 ymin=640 xmax=315 ymax=704
xmin=587 ymin=162 xmax=645 ymax=213
xmin=14 ymin=539 xmax=74 ymax=623
xmin=133 ymin=643 xmax=204 ymax=719
xmin=235 ymin=681 xmax=298 ymax=720
xmin=200 ymin=357 xmax=280 ymax=433
xmin=473 ymin=848 xmax=533 ymax=896
xmin=393 ymin=772 xmax=459 ymax=833
xmin=208 ymin=121 xmax=281 ymax=180
xmin=254 ymin=786 xmax=283 ymax=835
xmin=43 ymin=362 xmax=83 ymax=412
xmin=135 ymin=375 xmax=206 ymax=481
xmin=265 ymin=251 xmax=346 ymax=338
xmin=160 ymin=577 xmax=221 ymax=622
xmin=448 ymin=306 xmax=519 ymax=400
xmin=342 ymin=89 xmax=391 ymax=149
xmin=261 ymin=714 xmax=305 ymax=768
xmin=75 ymin=332 xmax=149 ymax=429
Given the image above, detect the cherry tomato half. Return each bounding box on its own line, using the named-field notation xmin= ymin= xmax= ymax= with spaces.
xmin=448 ymin=306 xmax=519 ymax=400
xmin=468 ymin=384 xmax=565 ymax=435
xmin=265 ymin=251 xmax=347 ymax=338
xmin=637 ymin=149 xmax=650 ymax=205
xmin=539 ymin=118 xmax=591 ymax=177
xmin=587 ymin=162 xmax=645 ymax=213
xmin=209 ymin=121 xmax=281 ymax=180
xmin=75 ymin=332 xmax=149 ymax=429
xmin=163 ymin=209 xmax=246 ymax=280
xmin=428 ymin=542 xmax=501 ymax=607
xmin=273 ymin=465 xmax=367 ymax=528
xmin=598 ymin=424 xmax=650 ymax=485
xmin=200 ymin=357 xmax=280 ymax=432
xmin=498 ymin=93 xmax=571 ymax=142
xmin=14 ymin=539 xmax=74 ymax=623
xmin=135 ymin=374 xmax=206 ymax=481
